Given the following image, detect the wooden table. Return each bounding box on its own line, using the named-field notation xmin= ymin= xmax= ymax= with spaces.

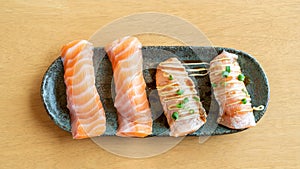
xmin=1 ymin=1 xmax=299 ymax=168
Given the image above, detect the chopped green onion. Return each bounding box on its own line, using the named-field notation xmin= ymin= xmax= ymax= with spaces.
xmin=241 ymin=98 xmax=247 ymax=104
xmin=169 ymin=74 xmax=173 ymax=80
xmin=193 ymin=96 xmax=200 ymax=102
xmin=189 ymin=109 xmax=195 ymax=114
xmin=172 ymin=112 xmax=179 ymax=120
xmin=225 ymin=66 xmax=231 ymax=73
xmin=176 ymin=103 xmax=184 ymax=108
xmin=176 ymin=89 xmax=184 ymax=95
xmin=212 ymin=83 xmax=217 ymax=88
xmin=222 ymin=71 xmax=229 ymax=78
xmin=182 ymin=97 xmax=189 ymax=104
xmin=238 ymin=74 xmax=245 ymax=81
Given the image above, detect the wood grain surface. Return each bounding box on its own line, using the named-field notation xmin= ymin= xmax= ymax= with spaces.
xmin=1 ymin=0 xmax=299 ymax=168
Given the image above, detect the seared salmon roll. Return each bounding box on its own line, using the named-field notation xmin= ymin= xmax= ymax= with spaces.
xmin=209 ymin=50 xmax=256 ymax=129
xmin=156 ymin=58 xmax=207 ymax=137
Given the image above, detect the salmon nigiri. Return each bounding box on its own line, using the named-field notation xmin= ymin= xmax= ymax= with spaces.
xmin=156 ymin=58 xmax=207 ymax=137
xmin=105 ymin=36 xmax=152 ymax=137
xmin=61 ymin=40 xmax=106 ymax=139
xmin=209 ymin=51 xmax=255 ymax=129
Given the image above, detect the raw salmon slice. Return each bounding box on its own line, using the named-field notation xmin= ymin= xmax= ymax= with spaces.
xmin=209 ymin=50 xmax=255 ymax=129
xmin=105 ymin=36 xmax=152 ymax=137
xmin=156 ymin=58 xmax=207 ymax=137
xmin=61 ymin=40 xmax=106 ymax=139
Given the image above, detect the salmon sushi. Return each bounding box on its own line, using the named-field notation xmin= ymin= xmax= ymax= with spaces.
xmin=61 ymin=40 xmax=106 ymax=139
xmin=156 ymin=58 xmax=207 ymax=137
xmin=209 ymin=50 xmax=256 ymax=129
xmin=105 ymin=36 xmax=152 ymax=137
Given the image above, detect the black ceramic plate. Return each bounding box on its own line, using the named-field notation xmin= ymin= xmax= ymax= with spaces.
xmin=41 ymin=46 xmax=269 ymax=136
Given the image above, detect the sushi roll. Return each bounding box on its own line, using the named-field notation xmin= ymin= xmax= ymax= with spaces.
xmin=209 ymin=51 xmax=256 ymax=129
xmin=156 ymin=58 xmax=207 ymax=137
xmin=105 ymin=36 xmax=153 ymax=137
xmin=61 ymin=40 xmax=106 ymax=139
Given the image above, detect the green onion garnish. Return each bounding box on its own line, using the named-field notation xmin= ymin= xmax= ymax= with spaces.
xmin=176 ymin=103 xmax=184 ymax=108
xmin=182 ymin=97 xmax=189 ymax=104
xmin=241 ymin=98 xmax=247 ymax=104
xmin=222 ymin=71 xmax=229 ymax=78
xmin=225 ymin=66 xmax=231 ymax=73
xmin=169 ymin=74 xmax=173 ymax=80
xmin=212 ymin=83 xmax=217 ymax=88
xmin=238 ymin=74 xmax=245 ymax=81
xmin=176 ymin=89 xmax=184 ymax=95
xmin=172 ymin=112 xmax=179 ymax=120
xmin=189 ymin=109 xmax=195 ymax=114
xmin=193 ymin=96 xmax=200 ymax=102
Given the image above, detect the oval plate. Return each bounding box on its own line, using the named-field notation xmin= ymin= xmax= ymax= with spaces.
xmin=41 ymin=46 xmax=270 ymax=136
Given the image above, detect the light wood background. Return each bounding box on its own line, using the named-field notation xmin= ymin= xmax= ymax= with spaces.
xmin=1 ymin=0 xmax=300 ymax=168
